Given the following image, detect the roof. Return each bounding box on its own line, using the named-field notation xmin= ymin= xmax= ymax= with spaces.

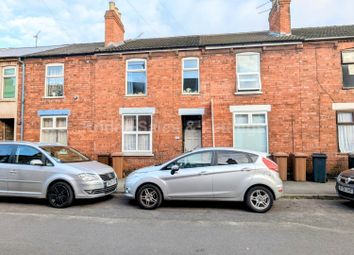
xmin=0 ymin=45 xmax=64 ymax=58
xmin=292 ymin=24 xmax=354 ymax=39
xmin=26 ymin=24 xmax=354 ymax=58
xmin=25 ymin=42 xmax=104 ymax=58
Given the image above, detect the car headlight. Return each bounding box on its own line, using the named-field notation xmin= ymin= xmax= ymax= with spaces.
xmin=337 ymin=174 xmax=342 ymax=182
xmin=78 ymin=173 xmax=100 ymax=183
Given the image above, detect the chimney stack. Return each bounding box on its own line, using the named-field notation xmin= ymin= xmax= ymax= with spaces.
xmin=269 ymin=0 xmax=292 ymax=35
xmin=105 ymin=1 xmax=125 ymax=47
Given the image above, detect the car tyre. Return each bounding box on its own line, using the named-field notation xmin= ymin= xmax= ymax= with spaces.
xmin=245 ymin=186 xmax=273 ymax=213
xmin=47 ymin=182 xmax=74 ymax=208
xmin=136 ymin=184 xmax=162 ymax=210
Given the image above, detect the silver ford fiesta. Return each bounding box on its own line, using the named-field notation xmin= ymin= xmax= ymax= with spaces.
xmin=0 ymin=142 xmax=117 ymax=208
xmin=125 ymin=148 xmax=283 ymax=213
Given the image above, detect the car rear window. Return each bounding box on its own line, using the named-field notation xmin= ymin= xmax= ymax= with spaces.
xmin=217 ymin=151 xmax=251 ymax=165
xmin=248 ymin=153 xmax=259 ymax=163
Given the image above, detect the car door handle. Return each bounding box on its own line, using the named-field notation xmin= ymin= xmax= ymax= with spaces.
xmin=9 ymin=170 xmax=17 ymax=174
xmin=199 ymin=171 xmax=208 ymax=175
xmin=241 ymin=168 xmax=252 ymax=171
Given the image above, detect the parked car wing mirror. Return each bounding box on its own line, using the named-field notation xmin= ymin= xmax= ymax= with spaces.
xmin=30 ymin=159 xmax=44 ymax=166
xmin=171 ymin=165 xmax=180 ymax=175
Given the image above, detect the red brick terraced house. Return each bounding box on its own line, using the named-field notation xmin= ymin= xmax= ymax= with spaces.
xmin=0 ymin=45 xmax=62 ymax=142
xmin=13 ymin=0 xmax=354 ymax=174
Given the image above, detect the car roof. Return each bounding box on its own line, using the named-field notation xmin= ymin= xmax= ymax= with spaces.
xmin=191 ymin=147 xmax=268 ymax=156
xmin=0 ymin=141 xmax=63 ymax=147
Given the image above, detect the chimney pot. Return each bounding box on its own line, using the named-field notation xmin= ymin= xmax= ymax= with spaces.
xmin=109 ymin=1 xmax=115 ymax=10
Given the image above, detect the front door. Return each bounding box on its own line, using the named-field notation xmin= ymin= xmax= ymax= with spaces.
xmin=7 ymin=145 xmax=48 ymax=195
xmin=161 ymin=151 xmax=214 ymax=198
xmin=182 ymin=115 xmax=202 ymax=152
xmin=0 ymin=119 xmax=15 ymax=141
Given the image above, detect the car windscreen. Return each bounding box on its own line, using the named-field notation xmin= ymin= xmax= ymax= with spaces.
xmin=40 ymin=146 xmax=90 ymax=163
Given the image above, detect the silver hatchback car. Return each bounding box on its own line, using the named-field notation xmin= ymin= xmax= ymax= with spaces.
xmin=125 ymin=148 xmax=283 ymax=213
xmin=0 ymin=142 xmax=117 ymax=208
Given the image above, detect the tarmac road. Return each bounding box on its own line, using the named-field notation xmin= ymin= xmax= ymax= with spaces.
xmin=0 ymin=194 xmax=353 ymax=255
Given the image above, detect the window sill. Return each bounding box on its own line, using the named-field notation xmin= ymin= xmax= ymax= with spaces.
xmin=235 ymin=91 xmax=263 ymax=96
xmin=125 ymin=94 xmax=147 ymax=97
xmin=336 ymin=152 xmax=351 ymax=156
xmin=342 ymin=87 xmax=354 ymax=90
xmin=121 ymin=152 xmax=154 ymax=157
xmin=182 ymin=93 xmax=200 ymax=96
xmin=0 ymin=99 xmax=17 ymax=102
xmin=42 ymin=96 xmax=65 ymax=99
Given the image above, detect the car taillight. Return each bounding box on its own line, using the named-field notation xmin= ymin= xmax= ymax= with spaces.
xmin=262 ymin=157 xmax=278 ymax=172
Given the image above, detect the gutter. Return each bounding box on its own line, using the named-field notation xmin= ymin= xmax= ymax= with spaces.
xmin=205 ymin=41 xmax=303 ymax=50
xmin=18 ymin=57 xmax=25 ymax=141
xmin=304 ymin=35 xmax=354 ymax=41
xmin=95 ymin=42 xmax=304 ymax=56
xmin=95 ymin=47 xmax=200 ymax=56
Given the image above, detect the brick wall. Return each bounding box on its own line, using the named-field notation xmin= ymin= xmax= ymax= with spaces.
xmin=21 ymin=39 xmax=354 ymax=174
xmin=20 ymin=56 xmax=96 ymax=155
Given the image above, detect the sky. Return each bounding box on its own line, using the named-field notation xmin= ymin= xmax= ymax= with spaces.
xmin=0 ymin=0 xmax=353 ymax=48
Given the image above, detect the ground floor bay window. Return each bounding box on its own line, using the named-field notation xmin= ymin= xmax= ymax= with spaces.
xmin=230 ymin=105 xmax=271 ymax=153
xmin=337 ymin=112 xmax=354 ymax=153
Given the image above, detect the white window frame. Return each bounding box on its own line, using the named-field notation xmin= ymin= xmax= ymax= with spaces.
xmin=40 ymin=116 xmax=68 ymax=145
xmin=233 ymin=112 xmax=269 ymax=153
xmin=45 ymin=63 xmax=64 ymax=98
xmin=342 ymin=50 xmax=354 ymax=88
xmin=182 ymin=57 xmax=200 ymax=95
xmin=122 ymin=114 xmax=153 ymax=153
xmin=236 ymin=52 xmax=262 ymax=92
xmin=2 ymin=66 xmax=17 ymax=100
xmin=336 ymin=111 xmax=354 ymax=153
xmin=126 ymin=59 xmax=147 ymax=96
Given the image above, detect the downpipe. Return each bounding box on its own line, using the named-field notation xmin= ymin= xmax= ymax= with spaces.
xmin=18 ymin=57 xmax=25 ymax=141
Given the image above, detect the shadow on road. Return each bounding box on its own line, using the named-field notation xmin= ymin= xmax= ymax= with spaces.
xmin=340 ymin=200 xmax=354 ymax=209
xmin=121 ymin=197 xmax=248 ymax=211
xmin=0 ymin=195 xmax=115 ymax=208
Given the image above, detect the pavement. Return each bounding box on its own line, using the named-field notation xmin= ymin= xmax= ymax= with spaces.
xmin=117 ymin=178 xmax=339 ymax=199
xmin=283 ymin=179 xmax=338 ymax=199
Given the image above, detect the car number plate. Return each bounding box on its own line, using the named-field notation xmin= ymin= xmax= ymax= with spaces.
xmin=106 ymin=178 xmax=117 ymax=187
xmin=338 ymin=185 xmax=354 ymax=194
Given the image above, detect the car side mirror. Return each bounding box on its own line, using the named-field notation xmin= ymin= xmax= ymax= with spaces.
xmin=171 ymin=165 xmax=180 ymax=175
xmin=30 ymin=159 xmax=44 ymax=166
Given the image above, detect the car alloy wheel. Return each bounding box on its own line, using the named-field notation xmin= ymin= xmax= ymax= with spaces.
xmin=47 ymin=182 xmax=74 ymax=208
xmin=246 ymin=186 xmax=273 ymax=213
xmin=137 ymin=184 xmax=162 ymax=210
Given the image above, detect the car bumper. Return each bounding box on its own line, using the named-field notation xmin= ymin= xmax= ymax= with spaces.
xmin=76 ymin=178 xmax=118 ymax=199
xmin=274 ymin=184 xmax=283 ymax=200
xmin=336 ymin=182 xmax=354 ymax=201
xmin=124 ymin=182 xmax=135 ymax=199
